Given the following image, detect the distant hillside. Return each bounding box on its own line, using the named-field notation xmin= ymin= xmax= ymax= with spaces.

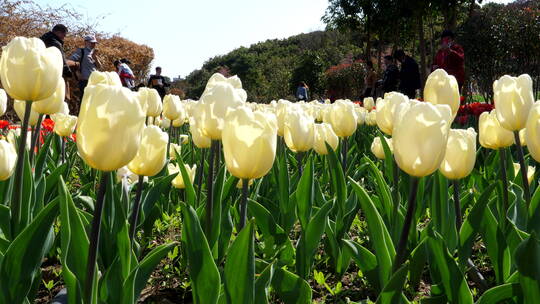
xmin=177 ymin=30 xmax=363 ymax=102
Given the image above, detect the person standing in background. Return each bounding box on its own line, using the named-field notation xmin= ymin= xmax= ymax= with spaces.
xmin=69 ymin=35 xmax=102 ymax=99
xmin=116 ymin=58 xmax=136 ymax=90
xmin=40 ymin=24 xmax=78 ymax=102
xmin=363 ymin=61 xmax=377 ymax=98
xmin=147 ymin=66 xmax=170 ymax=99
xmin=432 ymin=30 xmax=465 ymax=92
xmin=380 ymin=55 xmax=400 ymax=95
xmin=296 ymin=81 xmax=309 ymax=101
xmin=394 ymin=49 xmax=421 ymax=99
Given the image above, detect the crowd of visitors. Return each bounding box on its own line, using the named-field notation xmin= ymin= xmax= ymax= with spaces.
xmin=39 ymin=23 xmax=170 ymax=106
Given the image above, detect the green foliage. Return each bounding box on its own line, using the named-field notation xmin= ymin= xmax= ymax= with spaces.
xmin=182 ymin=31 xmax=362 ymax=102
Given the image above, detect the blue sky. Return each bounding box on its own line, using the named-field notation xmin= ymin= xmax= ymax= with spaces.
xmin=39 ymin=0 xmax=328 ymax=79
xmin=38 ymin=0 xmax=511 ymax=79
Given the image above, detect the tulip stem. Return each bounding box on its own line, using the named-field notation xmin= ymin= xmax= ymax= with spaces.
xmin=453 ymin=179 xmax=462 ymax=231
xmin=61 ymin=138 xmax=65 ymax=164
xmin=499 ymin=148 xmax=510 ymax=221
xmin=166 ymin=126 xmax=173 ymax=160
xmin=393 ymin=177 xmax=419 ymax=273
xmin=30 ymin=114 xmax=44 ymax=162
xmin=392 ymin=159 xmax=400 ymax=205
xmin=84 ymin=172 xmax=109 ymax=304
xmin=296 ymin=152 xmax=304 ymax=176
xmin=513 ymin=131 xmax=531 ymax=209
xmin=196 ymin=148 xmax=207 ymax=207
xmin=11 ymin=100 xmax=32 ymax=237
xmin=206 ymin=141 xmax=218 ymax=236
xmin=341 ymin=138 xmax=348 ymax=174
xmin=239 ymin=178 xmax=249 ymax=230
xmin=129 ymin=175 xmax=145 ymax=244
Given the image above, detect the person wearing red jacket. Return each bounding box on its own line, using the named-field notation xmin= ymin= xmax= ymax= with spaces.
xmin=432 ymin=30 xmax=465 ymax=92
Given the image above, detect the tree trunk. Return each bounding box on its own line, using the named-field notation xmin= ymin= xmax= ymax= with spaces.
xmin=364 ymin=15 xmax=371 ymax=60
xmin=417 ymin=14 xmax=427 ymax=96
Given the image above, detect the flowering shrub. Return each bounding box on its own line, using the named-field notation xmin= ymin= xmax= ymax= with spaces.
xmin=325 ymin=59 xmax=366 ymax=101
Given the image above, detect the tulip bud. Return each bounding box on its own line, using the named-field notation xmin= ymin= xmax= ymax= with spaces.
xmin=0 ymin=89 xmax=7 ymax=116
xmin=439 ymin=128 xmax=477 ymax=180
xmin=363 ymin=97 xmax=374 ymax=111
xmin=393 ymin=101 xmax=452 ymax=177
xmin=328 ymin=99 xmax=358 ymax=137
xmin=138 ymin=87 xmax=162 ymax=117
xmin=128 ymin=126 xmax=168 ymax=177
xmin=366 ymin=111 xmax=377 ymax=126
xmin=371 ymin=137 xmax=393 ymax=160
xmin=513 ymin=162 xmax=535 ymax=185
xmin=172 ymin=117 xmax=184 ymax=127
xmin=50 ymin=102 xmax=70 ymax=122
xmin=116 ymin=166 xmax=146 ymax=184
xmin=169 ymin=163 xmax=197 ymax=189
xmin=163 ymin=94 xmax=182 ymax=120
xmin=276 ymin=99 xmax=290 ymax=136
xmin=199 ymin=80 xmax=246 ymax=140
xmin=526 ymin=102 xmax=540 ymax=162
xmin=77 ymin=83 xmax=145 ymax=171
xmin=190 ymin=118 xmax=211 ymax=149
xmin=424 ymin=69 xmax=460 ymax=118
xmin=284 ymin=105 xmax=315 ymax=152
xmin=494 ymin=74 xmax=534 ymax=131
xmin=169 ymin=143 xmax=181 ymax=160
xmin=161 ymin=117 xmax=171 ymax=129
xmin=0 ymin=139 xmax=17 ymax=180
xmin=52 ymin=113 xmax=77 ymax=137
xmin=313 ymin=123 xmax=339 ymax=155
xmin=88 ymin=71 xmax=122 ymax=87
xmin=222 ymin=106 xmax=277 ymax=179
xmin=479 ymin=110 xmax=514 ymax=150
xmin=32 ymin=79 xmax=65 ymax=115
xmin=14 ymin=100 xmax=39 ymax=126
xmin=179 ymin=134 xmax=189 ymax=145
xmin=356 ymin=106 xmax=367 ymax=125
xmin=0 ymin=37 xmax=62 ymax=101
xmin=376 ymin=92 xmax=408 ymax=135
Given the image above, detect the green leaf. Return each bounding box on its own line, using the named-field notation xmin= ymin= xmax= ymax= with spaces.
xmin=343 ymin=240 xmax=380 ymax=291
xmin=349 ymin=177 xmax=395 ymax=288
xmin=296 ymin=156 xmax=314 ymax=230
xmin=458 ymin=182 xmax=498 ymax=265
xmin=34 ymin=133 xmax=53 ymax=180
xmin=366 ymin=156 xmax=393 ymax=222
xmin=59 ymin=177 xmax=89 ymax=304
xmin=275 ymin=153 xmax=293 ymax=232
xmin=327 ymin=143 xmax=347 ymax=215
xmin=247 ymin=199 xmax=287 ymax=248
xmin=122 ymin=242 xmax=176 ymax=304
xmin=0 ymin=198 xmax=58 ymax=304
xmin=514 ymin=233 xmax=540 ymax=303
xmin=480 ymin=206 xmax=511 ymax=284
xmin=430 ymin=173 xmax=457 ymax=251
xmin=272 ymin=267 xmax=312 ymax=304
xmin=409 ymin=240 xmax=427 ymax=291
xmin=0 ymin=204 xmax=11 ymax=241
xmin=254 ymin=263 xmax=274 ymax=304
xmin=296 ymin=201 xmax=333 ymax=279
xmin=177 ymin=156 xmax=197 ymax=206
xmin=476 ymin=283 xmax=522 ymax=304
xmin=181 ymin=203 xmax=220 ymax=304
xmin=224 ymin=221 xmax=255 ymax=304
xmin=376 ymin=262 xmax=410 ymax=304
xmin=426 ymin=231 xmax=473 ymax=304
